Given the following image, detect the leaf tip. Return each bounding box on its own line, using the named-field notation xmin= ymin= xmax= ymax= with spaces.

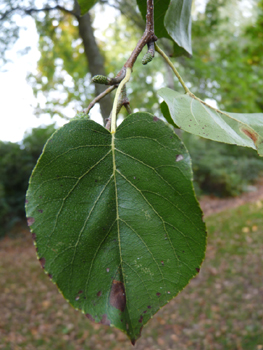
xmin=131 ymin=339 xmax=136 ymax=346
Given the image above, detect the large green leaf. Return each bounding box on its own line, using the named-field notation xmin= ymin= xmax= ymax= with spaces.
xmin=26 ymin=112 xmax=206 ymax=343
xmin=136 ymin=0 xmax=192 ymax=56
xmin=77 ymin=0 xmax=99 ymax=15
xmin=159 ymin=88 xmax=263 ymax=156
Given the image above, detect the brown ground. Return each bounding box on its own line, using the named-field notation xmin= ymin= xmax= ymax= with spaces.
xmin=1 ymin=185 xmax=263 ymax=350
xmin=200 ymin=179 xmax=263 ymax=216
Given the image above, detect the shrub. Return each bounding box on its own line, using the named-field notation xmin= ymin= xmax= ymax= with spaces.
xmin=184 ymin=133 xmax=263 ymax=197
xmin=0 ymin=124 xmax=56 ymax=237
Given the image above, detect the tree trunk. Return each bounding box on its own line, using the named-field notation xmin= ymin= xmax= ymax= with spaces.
xmin=76 ymin=6 xmax=113 ymax=125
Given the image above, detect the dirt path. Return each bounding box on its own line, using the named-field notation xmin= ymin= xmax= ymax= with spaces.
xmin=199 ymin=179 xmax=263 ymax=216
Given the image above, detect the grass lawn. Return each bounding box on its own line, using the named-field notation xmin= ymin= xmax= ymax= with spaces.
xmin=0 ymin=200 xmax=263 ymax=350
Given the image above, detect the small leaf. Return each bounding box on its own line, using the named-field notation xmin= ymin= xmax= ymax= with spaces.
xmin=158 ymin=88 xmax=263 ymax=156
xmin=77 ymin=0 xmax=99 ymax=15
xmin=136 ymin=0 xmax=192 ymax=57
xmin=26 ymin=112 xmax=206 ymax=343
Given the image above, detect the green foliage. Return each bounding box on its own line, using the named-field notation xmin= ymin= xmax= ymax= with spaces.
xmin=136 ymin=0 xmax=193 ymax=56
xmin=159 ymin=88 xmax=263 ymax=156
xmin=0 ymin=125 xmax=56 ymax=237
xmin=179 ymin=0 xmax=263 ymax=114
xmin=0 ymin=142 xmax=31 ymax=236
xmin=78 ymin=0 xmax=99 ymax=15
xmin=26 ymin=113 xmax=206 ymax=343
xmin=23 ymin=124 xmax=58 ymax=159
xmin=29 ymin=12 xmax=90 ymax=119
xmin=184 ymin=134 xmax=263 ymax=197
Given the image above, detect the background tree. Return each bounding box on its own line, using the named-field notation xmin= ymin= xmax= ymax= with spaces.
xmin=0 ymin=0 xmax=113 ymax=124
xmin=1 ymin=0 xmax=262 ymax=122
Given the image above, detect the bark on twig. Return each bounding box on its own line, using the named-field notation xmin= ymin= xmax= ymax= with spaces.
xmin=84 ymin=85 xmax=117 ymax=115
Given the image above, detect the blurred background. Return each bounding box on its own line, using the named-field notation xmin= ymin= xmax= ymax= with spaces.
xmin=0 ymin=0 xmax=263 ymax=349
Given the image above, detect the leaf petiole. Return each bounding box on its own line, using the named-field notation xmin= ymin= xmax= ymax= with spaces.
xmin=155 ymin=43 xmax=190 ymax=94
xmin=111 ymin=67 xmax=132 ymax=134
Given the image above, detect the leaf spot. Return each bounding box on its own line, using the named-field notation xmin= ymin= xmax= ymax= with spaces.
xmin=156 ymin=292 xmax=161 ymax=297
xmin=97 ymin=291 xmax=102 ymax=297
xmin=147 ymin=306 xmax=151 ymax=309
xmin=38 ymin=209 xmax=43 ymax=213
xmin=167 ymin=291 xmax=171 ymax=294
xmin=139 ymin=315 xmax=143 ymax=323
xmin=106 ymin=268 xmax=110 ymax=272
xmin=195 ymin=267 xmax=200 ymax=273
xmin=161 ymin=261 xmax=164 ymax=265
xmin=110 ymin=280 xmax=126 ymax=312
xmin=32 ymin=233 xmax=36 ymax=241
xmin=241 ymin=127 xmax=258 ymax=144
xmin=39 ymin=257 xmax=45 ymax=269
xmin=153 ymin=116 xmax=160 ymax=122
xmin=176 ymin=155 xmax=184 ymax=162
xmin=27 ymin=217 xmax=35 ymax=226
xmin=85 ymin=314 xmax=95 ymax=322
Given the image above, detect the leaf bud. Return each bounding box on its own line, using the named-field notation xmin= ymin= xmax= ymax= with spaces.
xmin=92 ymin=75 xmax=109 ymax=84
xmin=142 ymin=52 xmax=153 ymax=65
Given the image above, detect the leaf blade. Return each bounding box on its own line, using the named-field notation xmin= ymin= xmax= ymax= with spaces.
xmin=158 ymin=88 xmax=263 ymax=156
xmin=164 ymin=0 xmax=193 ymax=56
xmin=26 ymin=113 xmax=206 ymax=343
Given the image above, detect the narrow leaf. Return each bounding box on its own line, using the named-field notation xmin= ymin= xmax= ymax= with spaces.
xmin=77 ymin=0 xmax=99 ymax=15
xmin=136 ymin=0 xmax=192 ymax=57
xmin=158 ymin=88 xmax=263 ymax=156
xmin=26 ymin=113 xmax=206 ymax=343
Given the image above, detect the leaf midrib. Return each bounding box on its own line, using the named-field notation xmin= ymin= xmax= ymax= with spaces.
xmin=111 ymin=133 xmax=136 ymax=337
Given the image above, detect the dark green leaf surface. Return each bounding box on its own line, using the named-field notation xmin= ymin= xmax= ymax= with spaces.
xmin=136 ymin=0 xmax=192 ymax=56
xmin=77 ymin=0 xmax=99 ymax=15
xmin=159 ymin=88 xmax=263 ymax=156
xmin=26 ymin=113 xmax=206 ymax=343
